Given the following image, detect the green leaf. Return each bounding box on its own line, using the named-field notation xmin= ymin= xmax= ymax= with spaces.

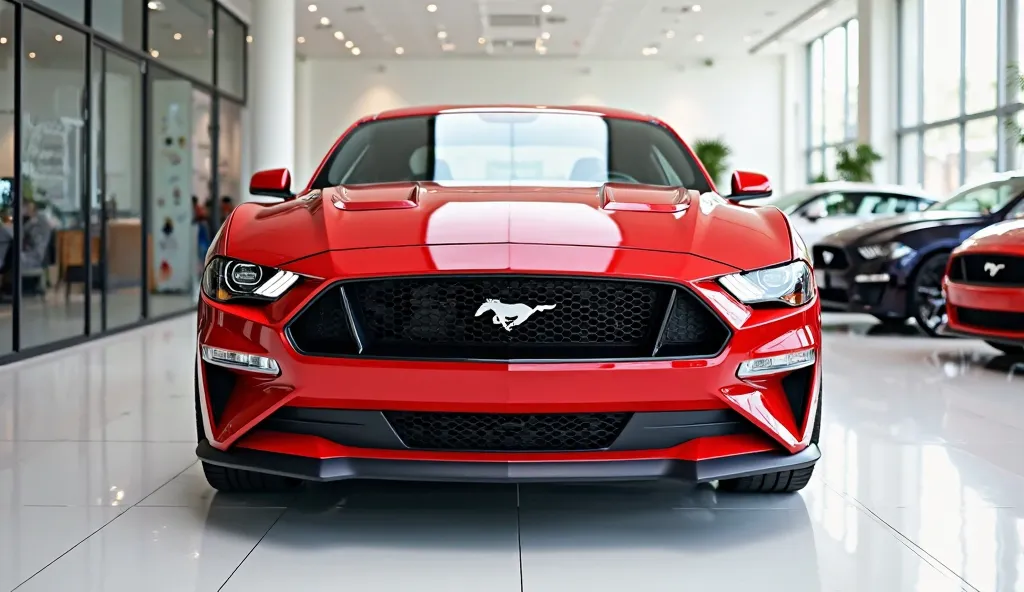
xmin=692 ymin=137 xmax=732 ymax=187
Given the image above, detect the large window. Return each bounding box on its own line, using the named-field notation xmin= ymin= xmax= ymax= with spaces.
xmin=898 ymin=0 xmax=1009 ymax=195
xmin=0 ymin=0 xmax=247 ymax=363
xmin=806 ymin=19 xmax=859 ymax=182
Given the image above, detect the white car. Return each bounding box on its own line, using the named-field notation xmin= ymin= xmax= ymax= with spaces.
xmin=738 ymin=182 xmax=938 ymax=248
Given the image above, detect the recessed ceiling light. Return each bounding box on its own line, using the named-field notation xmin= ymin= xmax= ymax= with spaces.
xmin=307 ymin=3 xmax=317 ymax=12
xmin=427 ymin=3 xmax=437 ymax=12
xmin=541 ymin=31 xmax=551 ymax=40
xmin=691 ymin=4 xmax=702 ymax=11
xmin=297 ymin=36 xmax=306 ymax=44
xmin=246 ymin=35 xmax=253 ymax=43
xmin=441 ymin=42 xmax=455 ymax=51
xmin=148 ymin=49 xmax=157 ymax=57
xmin=437 ymin=30 xmax=448 ymax=39
xmin=0 ymin=37 xmax=7 ymax=45
xmin=694 ymin=33 xmax=704 ymax=42
xmin=351 ymin=47 xmax=361 ymax=55
xmin=173 ymin=32 xmax=182 ymax=40
xmin=665 ymin=30 xmax=675 ymax=39
xmin=478 ymin=36 xmax=486 ymax=44
xmin=54 ymin=34 xmax=63 ymax=42
xmin=334 ymin=31 xmax=345 ymax=40
xmin=320 ymin=16 xmax=330 ymax=26
xmin=345 ymin=40 xmax=354 ymax=48
xmin=642 ymin=46 xmax=658 ymax=56
xmin=541 ymin=4 xmax=553 ymax=13
xmin=395 ymin=46 xmax=405 ymax=54
xmin=28 ymin=51 xmax=37 ymax=58
xmin=147 ymin=1 xmax=163 ymax=10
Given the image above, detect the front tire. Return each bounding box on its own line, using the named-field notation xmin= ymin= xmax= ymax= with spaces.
xmin=718 ymin=385 xmax=821 ymax=494
xmin=195 ymin=370 xmax=301 ymax=493
xmin=911 ymin=252 xmax=951 ymax=338
xmin=987 ymin=341 xmax=1024 ymax=356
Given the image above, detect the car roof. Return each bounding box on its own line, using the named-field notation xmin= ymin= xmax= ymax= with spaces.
xmin=794 ymin=181 xmax=937 ymax=200
xmin=370 ymin=104 xmax=654 ymax=122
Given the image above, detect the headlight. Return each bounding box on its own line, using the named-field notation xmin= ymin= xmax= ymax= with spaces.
xmin=858 ymin=242 xmax=914 ymax=260
xmin=201 ymin=257 xmax=300 ymax=302
xmin=719 ymin=260 xmax=814 ymax=307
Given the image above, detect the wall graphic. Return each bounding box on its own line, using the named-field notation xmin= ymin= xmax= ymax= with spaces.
xmin=150 ymin=81 xmax=193 ymax=293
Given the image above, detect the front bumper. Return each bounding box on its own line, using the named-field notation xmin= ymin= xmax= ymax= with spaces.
xmin=813 ymin=246 xmax=909 ymax=318
xmin=197 ymin=245 xmax=822 ymax=479
xmin=196 ymin=439 xmax=821 ymax=484
xmin=943 ymin=279 xmax=1024 ymax=346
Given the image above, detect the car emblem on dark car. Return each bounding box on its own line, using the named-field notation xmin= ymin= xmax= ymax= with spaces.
xmin=475 ymin=299 xmax=556 ymax=332
xmin=984 ymin=262 xmax=1005 ymax=277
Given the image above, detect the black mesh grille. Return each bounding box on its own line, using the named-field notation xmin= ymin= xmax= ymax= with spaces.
xmin=286 ymin=289 xmax=359 ymax=355
xmin=384 ymin=411 xmax=632 ymax=451
xmin=955 ymin=306 xmax=1024 ymax=332
xmin=287 ymin=276 xmax=730 ymax=361
xmin=813 ymin=246 xmax=849 ymax=269
xmin=952 ymin=254 xmax=1024 ymax=286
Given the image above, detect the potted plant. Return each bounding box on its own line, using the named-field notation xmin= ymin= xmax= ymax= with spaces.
xmin=835 ymin=144 xmax=883 ymax=182
xmin=692 ymin=137 xmax=732 ymax=187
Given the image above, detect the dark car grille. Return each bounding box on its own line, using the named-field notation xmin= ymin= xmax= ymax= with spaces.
xmin=950 ymin=254 xmax=1024 ymax=286
xmin=287 ymin=276 xmax=730 ymax=361
xmin=813 ymin=246 xmax=850 ymax=270
xmin=384 ymin=411 xmax=632 ymax=451
xmin=954 ymin=307 xmax=1024 ymax=332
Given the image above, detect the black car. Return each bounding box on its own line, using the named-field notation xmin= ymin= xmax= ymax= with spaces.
xmin=812 ymin=171 xmax=1024 ymax=335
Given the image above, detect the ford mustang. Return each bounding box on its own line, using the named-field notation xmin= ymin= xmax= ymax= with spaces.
xmin=195 ymin=105 xmax=822 ymax=493
xmin=942 ymin=219 xmax=1024 ymax=355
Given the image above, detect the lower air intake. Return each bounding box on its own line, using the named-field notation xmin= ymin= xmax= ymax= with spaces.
xmin=384 ymin=411 xmax=632 ymax=452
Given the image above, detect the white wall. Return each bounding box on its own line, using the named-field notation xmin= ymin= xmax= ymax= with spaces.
xmin=295 ymin=57 xmax=787 ymax=192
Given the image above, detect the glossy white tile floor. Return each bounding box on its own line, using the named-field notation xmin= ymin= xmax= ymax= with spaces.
xmin=1 ymin=314 xmax=1022 ymax=592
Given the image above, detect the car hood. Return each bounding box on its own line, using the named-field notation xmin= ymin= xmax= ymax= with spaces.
xmin=821 ymin=210 xmax=982 ymax=245
xmin=958 ymin=219 xmax=1024 ymax=254
xmin=225 ymin=182 xmax=794 ymax=272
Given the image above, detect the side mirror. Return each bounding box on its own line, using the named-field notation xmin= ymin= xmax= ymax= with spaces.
xmin=728 ymin=170 xmax=773 ymax=200
xmin=249 ymin=168 xmax=294 ymax=199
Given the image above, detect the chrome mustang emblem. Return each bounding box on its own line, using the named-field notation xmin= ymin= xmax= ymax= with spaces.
xmin=821 ymin=251 xmax=834 ymax=265
xmin=984 ymin=262 xmax=1006 ymax=277
xmin=475 ymin=299 xmax=556 ymax=332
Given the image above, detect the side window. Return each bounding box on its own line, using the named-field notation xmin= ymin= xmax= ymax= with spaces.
xmin=795 ymin=192 xmax=861 ymax=218
xmin=1007 ymin=197 xmax=1024 ymax=220
xmin=855 ymin=194 xmax=919 ymax=215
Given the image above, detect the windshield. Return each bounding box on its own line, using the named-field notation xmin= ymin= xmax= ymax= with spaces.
xmin=767 ymin=189 xmax=821 ymax=214
xmin=312 ymin=112 xmax=712 ymax=192
xmin=926 ymin=178 xmax=1024 ymax=214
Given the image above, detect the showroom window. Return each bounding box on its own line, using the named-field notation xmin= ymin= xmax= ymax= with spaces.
xmin=0 ymin=0 xmax=247 ymax=364
xmin=806 ymin=19 xmax=859 ymax=182
xmin=897 ymin=0 xmax=1012 ymax=196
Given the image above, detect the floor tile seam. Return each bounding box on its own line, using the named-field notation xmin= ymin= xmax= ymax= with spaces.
xmin=821 ymin=480 xmax=982 ymax=592
xmin=10 ymin=459 xmax=199 ymax=591
xmin=215 ymin=508 xmax=289 ymax=592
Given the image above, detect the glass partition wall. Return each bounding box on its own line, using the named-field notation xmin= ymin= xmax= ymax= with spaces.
xmin=0 ymin=0 xmax=247 ymax=363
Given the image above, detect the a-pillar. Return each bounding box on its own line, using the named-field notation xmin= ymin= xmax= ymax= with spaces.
xmin=247 ymin=0 xmax=296 ymax=199
xmin=857 ymin=0 xmax=897 ymax=183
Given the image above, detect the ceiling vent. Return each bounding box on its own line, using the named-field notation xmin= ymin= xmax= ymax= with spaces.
xmin=344 ymin=5 xmax=365 ymax=13
xmin=545 ymin=15 xmax=567 ymax=24
xmin=491 ymin=38 xmax=541 ymax=49
xmin=488 ymin=14 xmax=541 ymax=28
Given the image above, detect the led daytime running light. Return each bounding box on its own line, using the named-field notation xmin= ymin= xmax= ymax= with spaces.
xmin=201 ymin=345 xmax=280 ymax=375
xmin=737 ymin=348 xmax=816 ymax=378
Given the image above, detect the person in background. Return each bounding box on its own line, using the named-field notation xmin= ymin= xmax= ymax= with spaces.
xmin=0 ymin=199 xmax=54 ymax=296
xmin=219 ymin=196 xmax=234 ymax=225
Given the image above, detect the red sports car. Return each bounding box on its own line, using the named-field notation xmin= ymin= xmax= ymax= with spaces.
xmin=195 ymin=105 xmax=822 ymax=494
xmin=943 ymin=219 xmax=1024 ymax=355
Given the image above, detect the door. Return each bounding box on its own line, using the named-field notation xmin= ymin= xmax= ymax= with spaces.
xmin=93 ymin=45 xmax=144 ymax=330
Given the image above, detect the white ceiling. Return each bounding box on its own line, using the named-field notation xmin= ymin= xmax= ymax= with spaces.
xmin=292 ymin=0 xmax=852 ymax=61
